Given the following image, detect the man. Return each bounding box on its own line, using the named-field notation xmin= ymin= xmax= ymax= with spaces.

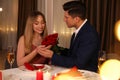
xmin=38 ymin=1 xmax=100 ymax=72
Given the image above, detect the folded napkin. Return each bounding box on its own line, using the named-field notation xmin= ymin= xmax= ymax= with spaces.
xmin=24 ymin=63 xmax=44 ymax=71
xmin=41 ymin=33 xmax=58 ymax=46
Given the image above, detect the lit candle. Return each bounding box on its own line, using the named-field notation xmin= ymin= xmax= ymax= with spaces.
xmin=52 ymin=75 xmax=55 ymax=80
xmin=0 ymin=71 xmax=2 ymax=80
xmin=44 ymin=71 xmax=51 ymax=80
xmin=36 ymin=70 xmax=43 ymax=80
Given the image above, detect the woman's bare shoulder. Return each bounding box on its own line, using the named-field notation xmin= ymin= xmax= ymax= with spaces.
xmin=18 ymin=35 xmax=24 ymax=42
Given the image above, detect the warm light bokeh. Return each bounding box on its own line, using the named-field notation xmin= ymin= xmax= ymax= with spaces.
xmin=0 ymin=8 xmax=3 ymax=12
xmin=114 ymin=20 xmax=120 ymax=41
xmin=99 ymin=59 xmax=120 ymax=80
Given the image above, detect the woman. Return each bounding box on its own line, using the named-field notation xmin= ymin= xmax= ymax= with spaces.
xmin=17 ymin=11 xmax=51 ymax=66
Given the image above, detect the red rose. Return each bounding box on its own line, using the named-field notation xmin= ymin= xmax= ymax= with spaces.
xmin=41 ymin=33 xmax=58 ymax=46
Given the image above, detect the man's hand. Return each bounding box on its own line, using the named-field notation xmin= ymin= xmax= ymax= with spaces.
xmin=36 ymin=45 xmax=53 ymax=58
xmin=46 ymin=45 xmax=52 ymax=49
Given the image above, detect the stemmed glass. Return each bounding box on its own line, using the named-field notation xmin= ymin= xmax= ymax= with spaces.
xmin=7 ymin=46 xmax=15 ymax=68
xmin=98 ymin=50 xmax=107 ymax=72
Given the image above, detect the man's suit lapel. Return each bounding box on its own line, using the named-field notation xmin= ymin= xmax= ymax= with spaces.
xmin=70 ymin=32 xmax=79 ymax=49
xmin=70 ymin=21 xmax=87 ymax=49
xmin=70 ymin=33 xmax=75 ymax=49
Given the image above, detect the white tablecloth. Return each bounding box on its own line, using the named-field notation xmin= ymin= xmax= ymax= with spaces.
xmin=1 ymin=65 xmax=101 ymax=80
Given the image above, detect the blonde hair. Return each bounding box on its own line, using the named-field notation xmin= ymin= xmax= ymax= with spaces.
xmin=24 ymin=11 xmax=48 ymax=53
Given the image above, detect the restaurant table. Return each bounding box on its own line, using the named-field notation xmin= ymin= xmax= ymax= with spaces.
xmin=1 ymin=65 xmax=101 ymax=80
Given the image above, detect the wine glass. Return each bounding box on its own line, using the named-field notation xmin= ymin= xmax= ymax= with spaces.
xmin=7 ymin=46 xmax=15 ymax=68
xmin=98 ymin=50 xmax=107 ymax=71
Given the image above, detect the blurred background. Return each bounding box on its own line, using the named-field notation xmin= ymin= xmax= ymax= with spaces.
xmin=0 ymin=0 xmax=120 ymax=69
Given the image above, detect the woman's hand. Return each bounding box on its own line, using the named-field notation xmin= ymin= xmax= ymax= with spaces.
xmin=37 ymin=45 xmax=52 ymax=50
xmin=36 ymin=45 xmax=53 ymax=58
xmin=46 ymin=45 xmax=52 ymax=49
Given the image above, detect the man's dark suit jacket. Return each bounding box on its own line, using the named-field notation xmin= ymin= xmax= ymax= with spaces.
xmin=51 ymin=21 xmax=100 ymax=72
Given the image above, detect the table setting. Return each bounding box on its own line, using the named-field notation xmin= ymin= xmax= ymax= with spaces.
xmin=0 ymin=34 xmax=102 ymax=80
xmin=0 ymin=63 xmax=101 ymax=80
xmin=1 ymin=34 xmax=120 ymax=80
xmin=1 ymin=58 xmax=120 ymax=80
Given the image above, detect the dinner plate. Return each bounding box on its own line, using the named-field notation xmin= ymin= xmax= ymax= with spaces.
xmin=80 ymin=70 xmax=101 ymax=80
xmin=19 ymin=64 xmax=51 ymax=72
xmin=54 ymin=69 xmax=101 ymax=80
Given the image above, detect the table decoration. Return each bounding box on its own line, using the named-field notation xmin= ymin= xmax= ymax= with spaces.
xmin=0 ymin=71 xmax=2 ymax=80
xmin=44 ymin=71 xmax=51 ymax=80
xmin=24 ymin=63 xmax=35 ymax=71
xmin=36 ymin=69 xmax=43 ymax=80
xmin=52 ymin=66 xmax=84 ymax=80
xmin=19 ymin=63 xmax=51 ymax=72
xmin=52 ymin=66 xmax=102 ymax=80
xmin=24 ymin=63 xmax=44 ymax=71
xmin=2 ymin=65 xmax=101 ymax=80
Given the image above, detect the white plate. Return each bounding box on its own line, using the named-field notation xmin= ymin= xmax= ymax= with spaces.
xmin=80 ymin=70 xmax=101 ymax=80
xmin=54 ymin=69 xmax=101 ymax=80
xmin=19 ymin=64 xmax=51 ymax=72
